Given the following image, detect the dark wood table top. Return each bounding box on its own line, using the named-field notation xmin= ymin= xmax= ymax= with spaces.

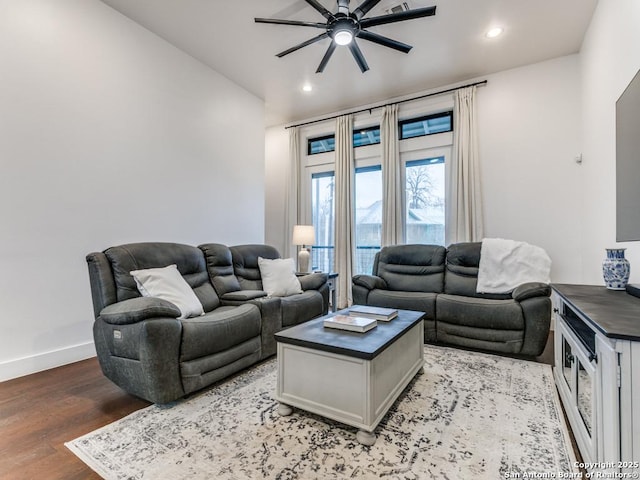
xmin=275 ymin=308 xmax=425 ymax=360
xmin=552 ymin=283 xmax=640 ymax=341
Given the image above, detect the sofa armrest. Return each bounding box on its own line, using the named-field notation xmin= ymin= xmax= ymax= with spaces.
xmin=352 ymin=274 xmax=387 ymax=291
xmin=519 ymin=296 xmax=552 ymax=356
xmin=93 ymin=317 xmax=184 ymax=403
xmin=512 ymin=282 xmax=551 ymax=302
xmin=221 ymin=290 xmax=268 ymax=301
xmin=298 ymin=272 xmax=328 ymax=291
xmin=99 ymin=297 xmax=180 ymax=325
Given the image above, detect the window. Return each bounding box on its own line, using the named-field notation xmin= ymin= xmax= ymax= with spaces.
xmin=405 ymin=157 xmax=445 ymax=245
xmin=308 ymin=111 xmax=452 ymax=154
xmin=311 ymin=171 xmax=334 ymax=272
xmin=304 ymin=105 xmax=452 ymax=276
xmin=353 ymin=126 xmax=380 ymax=147
xmin=355 ymin=165 xmax=382 ymax=275
xmin=308 ymin=135 xmax=335 ymax=155
xmin=307 ymin=126 xmax=381 ymax=155
xmin=400 ymin=111 xmax=453 ymax=140
xmin=310 ymin=166 xmax=382 ymax=275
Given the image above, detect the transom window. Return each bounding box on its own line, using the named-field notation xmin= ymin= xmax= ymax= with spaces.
xmin=353 ymin=126 xmax=381 ymax=147
xmin=399 ymin=111 xmax=453 ymax=140
xmin=308 ymin=135 xmax=335 ymax=155
xmin=307 ymin=111 xmax=452 ymax=155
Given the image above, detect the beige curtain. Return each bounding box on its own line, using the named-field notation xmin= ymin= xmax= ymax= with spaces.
xmin=447 ymin=86 xmax=484 ymax=243
xmin=284 ymin=127 xmax=300 ymax=260
xmin=334 ymin=115 xmax=355 ymax=308
xmin=381 ymin=104 xmax=404 ymax=246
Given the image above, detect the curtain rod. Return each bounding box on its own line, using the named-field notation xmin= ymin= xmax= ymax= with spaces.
xmin=285 ymin=79 xmax=488 ymax=130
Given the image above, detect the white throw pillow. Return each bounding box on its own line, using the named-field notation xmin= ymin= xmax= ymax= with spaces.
xmin=130 ymin=264 xmax=204 ymax=319
xmin=258 ymin=257 xmax=303 ymax=297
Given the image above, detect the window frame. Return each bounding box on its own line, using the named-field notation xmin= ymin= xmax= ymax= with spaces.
xmin=399 ymin=111 xmax=453 ymax=140
xmin=307 ymin=134 xmax=335 ymax=155
xmin=401 ymin=146 xmax=452 ymax=246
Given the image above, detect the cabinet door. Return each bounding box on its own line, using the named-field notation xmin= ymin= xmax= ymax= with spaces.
xmin=557 ymin=321 xmax=597 ymax=463
xmin=596 ymin=335 xmax=620 ymax=464
xmin=575 ymin=349 xmax=596 ymax=444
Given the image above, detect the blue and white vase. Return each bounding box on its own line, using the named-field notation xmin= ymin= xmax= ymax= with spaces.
xmin=602 ymin=248 xmax=631 ymax=290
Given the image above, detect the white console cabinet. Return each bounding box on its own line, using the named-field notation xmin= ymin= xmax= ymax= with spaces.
xmin=552 ymin=284 xmax=640 ymax=473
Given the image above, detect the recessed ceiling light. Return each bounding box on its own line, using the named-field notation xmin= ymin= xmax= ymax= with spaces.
xmin=486 ymin=27 xmax=504 ymax=38
xmin=302 ymin=84 xmax=313 ymax=92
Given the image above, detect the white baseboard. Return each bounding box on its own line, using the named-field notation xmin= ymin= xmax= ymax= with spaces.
xmin=0 ymin=342 xmax=96 ymax=382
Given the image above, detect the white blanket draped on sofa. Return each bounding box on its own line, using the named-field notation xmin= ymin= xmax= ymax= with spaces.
xmin=476 ymin=238 xmax=551 ymax=294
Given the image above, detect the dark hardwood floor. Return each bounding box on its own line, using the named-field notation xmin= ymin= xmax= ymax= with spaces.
xmin=0 ymin=358 xmax=149 ymax=479
xmin=0 ymin=333 xmax=557 ymax=479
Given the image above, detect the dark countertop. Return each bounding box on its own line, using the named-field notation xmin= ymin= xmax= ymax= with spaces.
xmin=552 ymin=284 xmax=640 ymax=341
xmin=275 ymin=309 xmax=425 ymax=360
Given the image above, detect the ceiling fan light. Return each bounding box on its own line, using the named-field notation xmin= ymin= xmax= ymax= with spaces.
xmin=334 ymin=29 xmax=353 ymax=46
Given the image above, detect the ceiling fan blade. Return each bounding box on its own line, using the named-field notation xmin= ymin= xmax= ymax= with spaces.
xmin=360 ymin=6 xmax=436 ymax=28
xmin=357 ymin=30 xmax=412 ymax=53
xmin=349 ymin=40 xmax=369 ymax=72
xmin=254 ymin=18 xmax=326 ymax=29
xmin=276 ymin=32 xmax=329 ymax=58
xmin=304 ymin=0 xmax=335 ymax=20
xmin=316 ymin=42 xmax=337 ymax=73
xmin=353 ymin=0 xmax=383 ymax=19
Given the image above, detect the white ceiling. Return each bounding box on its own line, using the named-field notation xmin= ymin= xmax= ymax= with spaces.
xmin=100 ymin=0 xmax=598 ymax=126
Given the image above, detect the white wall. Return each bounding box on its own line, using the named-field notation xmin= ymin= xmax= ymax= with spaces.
xmin=265 ymin=55 xmax=584 ymax=283
xmin=0 ymin=0 xmax=265 ymax=380
xmin=478 ymin=55 xmax=583 ymax=283
xmin=579 ymin=0 xmax=640 ymax=285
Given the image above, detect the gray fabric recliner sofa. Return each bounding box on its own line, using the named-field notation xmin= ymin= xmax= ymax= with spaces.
xmin=87 ymin=242 xmax=328 ymax=404
xmin=199 ymin=243 xmax=328 ymax=358
xmin=352 ymin=242 xmax=551 ymax=356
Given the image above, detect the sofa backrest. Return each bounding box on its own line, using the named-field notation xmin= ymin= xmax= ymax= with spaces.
xmin=198 ymin=243 xmax=242 ymax=296
xmin=373 ymin=244 xmax=446 ymax=292
xmin=444 ymin=242 xmax=511 ymax=300
xmin=96 ymin=242 xmax=220 ymax=313
xmin=230 ymin=244 xmax=281 ymax=290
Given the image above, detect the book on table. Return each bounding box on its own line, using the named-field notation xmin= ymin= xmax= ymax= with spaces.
xmin=323 ymin=314 xmax=377 ymax=333
xmin=348 ymin=305 xmax=398 ymax=321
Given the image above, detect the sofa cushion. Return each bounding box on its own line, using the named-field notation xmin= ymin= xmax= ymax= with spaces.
xmin=180 ymin=304 xmax=261 ymax=362
xmin=368 ymin=290 xmax=437 ymax=320
xmin=198 ymin=243 xmax=242 ymax=296
xmin=104 ymin=242 xmax=221 ymax=311
xmin=436 ymin=294 xmax=524 ymax=330
xmin=231 ymin=244 xmax=281 ymax=290
xmin=444 ymin=242 xmax=511 ymax=300
xmin=258 ymin=257 xmax=302 ymax=297
xmin=221 ymin=290 xmax=268 ymax=301
xmin=282 ymin=291 xmax=324 ymax=327
xmin=130 ymin=264 xmax=204 ymax=319
xmin=374 ymin=244 xmax=446 ymax=293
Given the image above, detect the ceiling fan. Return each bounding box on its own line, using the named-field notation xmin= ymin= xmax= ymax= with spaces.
xmin=255 ymin=0 xmax=437 ymax=73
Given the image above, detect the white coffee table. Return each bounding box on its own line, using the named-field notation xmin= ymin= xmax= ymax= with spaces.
xmin=274 ymin=308 xmax=425 ymax=445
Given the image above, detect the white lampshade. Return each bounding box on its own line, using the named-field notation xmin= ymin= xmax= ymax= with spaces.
xmin=292 ymin=225 xmax=315 ymax=246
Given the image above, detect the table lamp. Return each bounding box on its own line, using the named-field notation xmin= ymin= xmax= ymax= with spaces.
xmin=292 ymin=225 xmax=315 ymax=273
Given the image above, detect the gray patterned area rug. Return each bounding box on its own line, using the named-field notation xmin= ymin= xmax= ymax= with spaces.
xmin=66 ymin=345 xmax=576 ymax=479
